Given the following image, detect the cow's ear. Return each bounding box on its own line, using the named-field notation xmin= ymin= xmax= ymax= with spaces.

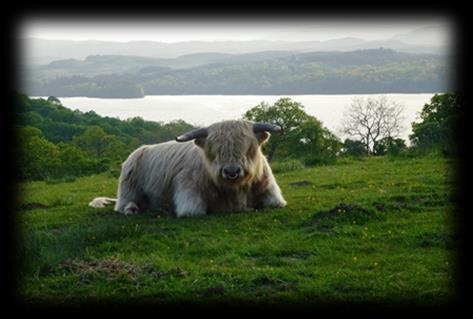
xmin=194 ymin=137 xmax=206 ymax=148
xmin=255 ymin=131 xmax=270 ymax=145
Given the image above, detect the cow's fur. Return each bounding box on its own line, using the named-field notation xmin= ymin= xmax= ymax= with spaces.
xmin=89 ymin=120 xmax=286 ymax=217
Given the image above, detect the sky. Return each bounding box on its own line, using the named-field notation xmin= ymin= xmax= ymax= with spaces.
xmin=19 ymin=17 xmax=452 ymax=43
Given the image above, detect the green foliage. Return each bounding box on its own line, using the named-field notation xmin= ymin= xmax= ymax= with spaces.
xmin=56 ymin=142 xmax=107 ymax=177
xmin=72 ymin=126 xmax=125 ymax=159
xmin=244 ymin=98 xmax=341 ymax=164
xmin=373 ymin=137 xmax=407 ymax=156
xmin=18 ymin=111 xmax=44 ymax=127
xmin=341 ymin=139 xmax=367 ymax=157
xmin=289 ymin=118 xmax=341 ymax=166
xmin=410 ymin=93 xmax=460 ymax=156
xmin=15 ymin=94 xmax=196 ymax=181
xmin=47 ymin=96 xmax=62 ymax=105
xmin=16 ymin=125 xmax=108 ymax=181
xmin=17 ymin=126 xmax=61 ymax=180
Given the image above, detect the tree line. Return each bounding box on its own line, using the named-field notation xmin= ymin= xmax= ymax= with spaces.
xmin=15 ymin=92 xmax=459 ymax=181
xmin=23 ymin=49 xmax=449 ymax=98
xmin=244 ymin=93 xmax=460 ymax=163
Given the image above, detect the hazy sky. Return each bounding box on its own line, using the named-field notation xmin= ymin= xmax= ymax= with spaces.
xmin=20 ymin=17 xmax=451 ymax=43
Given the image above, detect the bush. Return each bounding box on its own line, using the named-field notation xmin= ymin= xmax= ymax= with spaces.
xmin=106 ymin=162 xmax=123 ymax=178
xmin=373 ymin=137 xmax=407 ymax=156
xmin=17 ymin=126 xmax=61 ymax=180
xmin=341 ymin=139 xmax=367 ymax=157
xmin=410 ymin=93 xmax=460 ymax=156
xmin=243 ymin=98 xmax=341 ymax=164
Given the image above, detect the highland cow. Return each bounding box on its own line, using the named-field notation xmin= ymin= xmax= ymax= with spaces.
xmin=89 ymin=120 xmax=286 ymax=217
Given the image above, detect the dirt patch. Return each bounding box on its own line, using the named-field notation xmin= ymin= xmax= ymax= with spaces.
xmin=59 ymin=258 xmax=189 ymax=281
xmin=60 ymin=258 xmax=150 ymax=279
xmin=303 ymin=203 xmax=383 ymax=232
xmin=373 ymin=203 xmax=386 ymax=212
xmin=391 ymin=196 xmax=408 ymax=208
xmin=376 ymin=195 xmax=446 ymax=212
xmin=319 ymin=182 xmax=343 ymax=189
xmin=317 ymin=203 xmax=374 ymax=219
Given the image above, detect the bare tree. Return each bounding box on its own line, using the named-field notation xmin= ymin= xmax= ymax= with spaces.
xmin=340 ymin=96 xmax=405 ymax=155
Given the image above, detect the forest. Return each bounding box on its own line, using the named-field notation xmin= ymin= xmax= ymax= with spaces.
xmin=15 ymin=94 xmax=194 ymax=180
xmin=22 ymin=48 xmax=449 ymax=98
xmin=15 ymin=92 xmax=459 ymax=182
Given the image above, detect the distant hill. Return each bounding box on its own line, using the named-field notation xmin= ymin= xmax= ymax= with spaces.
xmin=391 ymin=25 xmax=451 ymax=47
xmin=23 ymin=50 xmax=298 ymax=81
xmin=22 ymin=48 xmax=450 ymax=98
xmin=21 ymin=33 xmax=448 ymax=66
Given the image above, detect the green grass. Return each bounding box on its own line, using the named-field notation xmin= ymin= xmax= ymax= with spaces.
xmin=16 ymin=156 xmax=457 ymax=306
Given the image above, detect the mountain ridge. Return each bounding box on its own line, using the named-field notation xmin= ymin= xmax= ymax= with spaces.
xmin=22 ymin=34 xmax=448 ymax=66
xmin=22 ymin=48 xmax=450 ymax=98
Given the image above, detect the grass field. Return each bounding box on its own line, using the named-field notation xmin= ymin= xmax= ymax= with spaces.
xmin=16 ymin=156 xmax=457 ymax=306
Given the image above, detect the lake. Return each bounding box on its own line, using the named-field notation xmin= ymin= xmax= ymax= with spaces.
xmin=48 ymin=94 xmax=437 ymax=142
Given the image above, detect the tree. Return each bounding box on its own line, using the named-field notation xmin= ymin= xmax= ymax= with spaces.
xmin=17 ymin=126 xmax=61 ymax=180
xmin=373 ymin=136 xmax=407 ymax=156
xmin=128 ymin=137 xmax=141 ymax=150
xmin=15 ymin=94 xmax=199 ymax=181
xmin=18 ymin=111 xmax=44 ymax=127
xmin=342 ymin=139 xmax=367 ymax=157
xmin=56 ymin=142 xmax=107 ymax=177
xmin=243 ymin=98 xmax=340 ymax=163
xmin=410 ymin=93 xmax=460 ymax=155
xmin=47 ymin=96 xmax=62 ymax=105
xmin=340 ymin=96 xmax=404 ymax=155
xmin=286 ymin=117 xmax=341 ymax=165
xmin=72 ymin=126 xmax=120 ymax=158
xmin=243 ymin=98 xmax=311 ymax=160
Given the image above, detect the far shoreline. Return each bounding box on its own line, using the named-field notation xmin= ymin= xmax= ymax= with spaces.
xmin=30 ymin=92 xmax=442 ymax=100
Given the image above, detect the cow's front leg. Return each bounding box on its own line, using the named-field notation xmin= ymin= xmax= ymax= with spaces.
xmin=260 ymin=182 xmax=287 ymax=209
xmin=173 ymin=187 xmax=207 ymax=218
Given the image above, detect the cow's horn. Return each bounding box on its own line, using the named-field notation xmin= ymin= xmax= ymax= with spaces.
xmin=175 ymin=127 xmax=208 ymax=142
xmin=253 ymin=123 xmax=282 ymax=133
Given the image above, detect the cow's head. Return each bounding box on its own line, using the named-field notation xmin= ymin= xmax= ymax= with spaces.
xmin=176 ymin=120 xmax=281 ymax=187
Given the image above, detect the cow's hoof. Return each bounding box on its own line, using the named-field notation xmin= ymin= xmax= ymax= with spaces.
xmin=124 ymin=202 xmax=139 ymax=215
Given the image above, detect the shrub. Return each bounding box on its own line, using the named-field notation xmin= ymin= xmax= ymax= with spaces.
xmin=410 ymin=92 xmax=460 ymax=156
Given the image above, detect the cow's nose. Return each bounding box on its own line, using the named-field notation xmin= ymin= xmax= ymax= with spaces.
xmin=222 ymin=165 xmax=241 ymax=180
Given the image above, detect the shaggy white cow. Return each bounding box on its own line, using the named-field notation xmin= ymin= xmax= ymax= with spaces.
xmin=89 ymin=120 xmax=286 ymax=217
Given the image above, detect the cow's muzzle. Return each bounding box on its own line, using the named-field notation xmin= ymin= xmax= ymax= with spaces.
xmin=222 ymin=164 xmax=243 ymax=181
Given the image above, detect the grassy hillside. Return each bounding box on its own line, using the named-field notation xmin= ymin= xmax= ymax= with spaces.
xmin=16 ymin=156 xmax=456 ymax=306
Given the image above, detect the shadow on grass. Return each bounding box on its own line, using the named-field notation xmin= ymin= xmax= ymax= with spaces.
xmin=17 ymin=209 xmax=173 ymax=278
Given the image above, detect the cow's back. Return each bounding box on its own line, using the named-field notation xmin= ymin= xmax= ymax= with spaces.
xmin=119 ymin=140 xmax=203 ymax=211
